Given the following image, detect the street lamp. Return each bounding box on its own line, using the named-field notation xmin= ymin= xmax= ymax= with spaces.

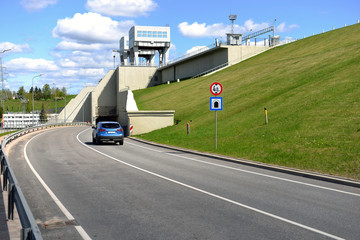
xmin=32 ymin=73 xmax=44 ymax=126
xmin=53 ymin=82 xmax=58 ymax=123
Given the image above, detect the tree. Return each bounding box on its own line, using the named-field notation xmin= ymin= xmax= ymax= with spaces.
xmin=39 ymin=103 xmax=47 ymax=123
xmin=42 ymin=84 xmax=51 ymax=100
xmin=17 ymin=86 xmax=26 ymax=98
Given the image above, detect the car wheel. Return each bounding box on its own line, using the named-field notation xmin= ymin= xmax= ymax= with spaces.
xmin=119 ymin=140 xmax=124 ymax=145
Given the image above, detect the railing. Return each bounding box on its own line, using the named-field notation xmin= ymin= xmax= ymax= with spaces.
xmin=166 ymin=43 xmax=217 ymax=65
xmin=0 ymin=122 xmax=90 ymax=240
xmin=118 ymin=62 xmax=158 ymax=67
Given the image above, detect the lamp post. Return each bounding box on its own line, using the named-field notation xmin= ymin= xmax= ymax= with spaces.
xmin=0 ymin=49 xmax=11 ymax=112
xmin=53 ymin=82 xmax=57 ymax=123
xmin=32 ymin=73 xmax=44 ymax=126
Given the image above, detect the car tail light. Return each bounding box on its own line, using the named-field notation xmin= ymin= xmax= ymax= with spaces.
xmin=99 ymin=128 xmax=106 ymax=132
xmin=117 ymin=128 xmax=123 ymax=132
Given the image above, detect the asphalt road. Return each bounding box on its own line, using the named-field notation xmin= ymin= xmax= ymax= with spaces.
xmin=7 ymin=126 xmax=360 ymax=240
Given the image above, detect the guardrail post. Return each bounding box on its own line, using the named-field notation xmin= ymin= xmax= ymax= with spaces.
xmin=0 ymin=153 xmax=5 ymax=174
xmin=21 ymin=228 xmax=33 ymax=240
xmin=2 ymin=165 xmax=8 ymax=191
xmin=8 ymin=183 xmax=15 ymax=220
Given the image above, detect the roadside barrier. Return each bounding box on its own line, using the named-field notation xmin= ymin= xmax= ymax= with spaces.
xmin=0 ymin=122 xmax=89 ymax=240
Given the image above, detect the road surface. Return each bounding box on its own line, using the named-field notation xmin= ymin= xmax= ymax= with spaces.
xmin=7 ymin=126 xmax=360 ymax=239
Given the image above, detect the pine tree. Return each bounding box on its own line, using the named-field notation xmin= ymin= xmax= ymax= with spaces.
xmin=39 ymin=103 xmax=47 ymax=123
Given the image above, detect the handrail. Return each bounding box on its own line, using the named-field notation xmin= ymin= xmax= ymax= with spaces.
xmin=0 ymin=122 xmax=90 ymax=240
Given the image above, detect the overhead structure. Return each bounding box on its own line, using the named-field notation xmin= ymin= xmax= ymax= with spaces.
xmin=119 ymin=36 xmax=129 ymax=65
xmin=126 ymin=26 xmax=170 ymax=66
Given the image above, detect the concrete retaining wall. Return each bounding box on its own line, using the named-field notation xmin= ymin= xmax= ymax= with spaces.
xmin=127 ymin=110 xmax=175 ymax=135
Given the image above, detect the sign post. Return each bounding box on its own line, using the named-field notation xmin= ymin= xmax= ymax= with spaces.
xmin=210 ymin=82 xmax=223 ymax=149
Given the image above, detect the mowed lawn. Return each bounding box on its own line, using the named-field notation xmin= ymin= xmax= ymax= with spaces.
xmin=134 ymin=24 xmax=360 ymax=180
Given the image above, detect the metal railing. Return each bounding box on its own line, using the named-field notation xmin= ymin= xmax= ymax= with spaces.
xmin=1 ymin=122 xmax=89 ymax=240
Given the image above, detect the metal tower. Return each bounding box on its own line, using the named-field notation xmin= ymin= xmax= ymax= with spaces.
xmin=229 ymin=15 xmax=237 ymax=34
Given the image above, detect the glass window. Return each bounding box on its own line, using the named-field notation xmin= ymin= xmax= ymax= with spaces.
xmin=158 ymin=31 xmax=162 ymax=37
xmin=163 ymin=32 xmax=167 ymax=38
xmin=142 ymin=31 xmax=147 ymax=37
xmin=137 ymin=31 xmax=141 ymax=37
xmin=148 ymin=31 xmax=152 ymax=37
xmin=153 ymin=31 xmax=157 ymax=37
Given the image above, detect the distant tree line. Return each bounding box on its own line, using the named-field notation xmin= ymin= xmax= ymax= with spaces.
xmin=14 ymin=84 xmax=67 ymax=100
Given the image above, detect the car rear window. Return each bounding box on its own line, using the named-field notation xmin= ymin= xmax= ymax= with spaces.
xmin=101 ymin=123 xmax=120 ymax=128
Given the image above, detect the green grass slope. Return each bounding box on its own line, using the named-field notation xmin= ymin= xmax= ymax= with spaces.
xmin=133 ymin=24 xmax=360 ymax=180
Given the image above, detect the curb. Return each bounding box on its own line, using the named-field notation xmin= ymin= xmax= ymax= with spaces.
xmin=130 ymin=137 xmax=360 ymax=188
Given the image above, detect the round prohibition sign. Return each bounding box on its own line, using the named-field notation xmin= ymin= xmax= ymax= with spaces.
xmin=210 ymin=82 xmax=223 ymax=96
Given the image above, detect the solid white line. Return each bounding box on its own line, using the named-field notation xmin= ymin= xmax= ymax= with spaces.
xmin=77 ymin=129 xmax=345 ymax=240
xmin=24 ymin=131 xmax=92 ymax=240
xmin=126 ymin=140 xmax=360 ymax=197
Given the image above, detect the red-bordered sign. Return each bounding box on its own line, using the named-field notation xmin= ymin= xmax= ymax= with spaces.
xmin=210 ymin=82 xmax=223 ymax=96
xmin=129 ymin=124 xmax=133 ymax=133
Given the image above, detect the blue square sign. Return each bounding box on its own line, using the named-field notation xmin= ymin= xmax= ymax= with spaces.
xmin=210 ymin=97 xmax=223 ymax=111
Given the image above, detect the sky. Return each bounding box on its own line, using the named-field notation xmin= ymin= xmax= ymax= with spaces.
xmin=0 ymin=0 xmax=359 ymax=94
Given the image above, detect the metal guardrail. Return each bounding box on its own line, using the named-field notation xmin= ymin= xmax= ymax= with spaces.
xmin=0 ymin=122 xmax=89 ymax=240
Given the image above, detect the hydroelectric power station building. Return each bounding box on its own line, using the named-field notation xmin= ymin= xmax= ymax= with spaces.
xmin=58 ymin=24 xmax=278 ymax=135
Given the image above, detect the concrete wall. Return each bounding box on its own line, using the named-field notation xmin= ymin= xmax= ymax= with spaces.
xmin=117 ymin=66 xmax=158 ymax=90
xmin=225 ymin=45 xmax=269 ymax=65
xmin=58 ymin=86 xmax=95 ymax=123
xmin=127 ymin=110 xmax=175 ymax=135
xmin=159 ymin=45 xmax=270 ymax=83
xmin=160 ymin=47 xmax=228 ymax=83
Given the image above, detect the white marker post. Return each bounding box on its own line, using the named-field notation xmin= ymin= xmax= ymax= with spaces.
xmin=210 ymin=82 xmax=223 ymax=149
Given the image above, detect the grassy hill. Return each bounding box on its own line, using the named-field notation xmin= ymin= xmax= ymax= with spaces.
xmin=133 ymin=24 xmax=360 ymax=180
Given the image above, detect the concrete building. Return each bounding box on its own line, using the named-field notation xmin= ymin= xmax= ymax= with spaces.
xmin=128 ymin=26 xmax=170 ymax=65
xmin=119 ymin=36 xmax=129 ymax=65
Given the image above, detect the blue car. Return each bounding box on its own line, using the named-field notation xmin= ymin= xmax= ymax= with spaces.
xmin=92 ymin=121 xmax=124 ymax=145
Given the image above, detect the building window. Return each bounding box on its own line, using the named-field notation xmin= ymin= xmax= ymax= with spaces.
xmin=142 ymin=31 xmax=147 ymax=37
xmin=153 ymin=31 xmax=157 ymax=38
xmin=158 ymin=31 xmax=162 ymax=38
xmin=148 ymin=31 xmax=152 ymax=37
xmin=137 ymin=31 xmax=141 ymax=37
xmin=163 ymin=32 xmax=167 ymax=38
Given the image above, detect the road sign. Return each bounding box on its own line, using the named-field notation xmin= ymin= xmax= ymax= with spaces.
xmin=210 ymin=97 xmax=223 ymax=111
xmin=210 ymin=82 xmax=223 ymax=96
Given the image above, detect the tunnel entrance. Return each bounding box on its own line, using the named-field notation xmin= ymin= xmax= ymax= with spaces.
xmin=95 ymin=115 xmax=118 ymax=124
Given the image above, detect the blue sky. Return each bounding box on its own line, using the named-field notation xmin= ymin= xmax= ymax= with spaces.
xmin=0 ymin=0 xmax=359 ymax=94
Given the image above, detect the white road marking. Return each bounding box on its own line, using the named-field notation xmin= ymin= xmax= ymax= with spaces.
xmin=24 ymin=131 xmax=92 ymax=240
xmin=126 ymin=139 xmax=360 ymax=197
xmin=77 ymin=128 xmax=345 ymax=240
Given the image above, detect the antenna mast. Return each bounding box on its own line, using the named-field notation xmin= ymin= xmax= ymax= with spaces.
xmin=229 ymin=15 xmax=237 ymax=34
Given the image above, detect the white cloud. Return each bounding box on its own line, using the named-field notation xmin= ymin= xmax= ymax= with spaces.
xmin=21 ymin=0 xmax=57 ymax=12
xmin=54 ymin=41 xmax=112 ymax=51
xmin=52 ymin=12 xmax=134 ymax=45
xmin=276 ymin=22 xmax=299 ymax=33
xmin=86 ymin=0 xmax=157 ymax=17
xmin=178 ymin=22 xmax=228 ymax=38
xmin=243 ymin=19 xmax=269 ymax=32
xmin=5 ymin=58 xmax=59 ymax=72
xmin=178 ymin=19 xmax=299 ymax=38
xmin=0 ymin=42 xmax=31 ymax=53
